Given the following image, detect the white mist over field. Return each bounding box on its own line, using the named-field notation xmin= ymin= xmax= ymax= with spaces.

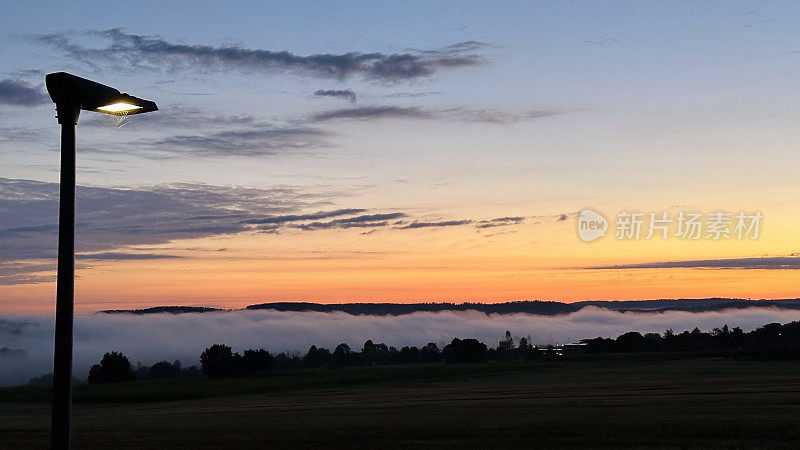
xmin=3 ymin=307 xmax=800 ymax=386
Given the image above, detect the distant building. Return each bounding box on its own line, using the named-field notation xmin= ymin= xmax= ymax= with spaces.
xmin=499 ymin=330 xmax=514 ymax=351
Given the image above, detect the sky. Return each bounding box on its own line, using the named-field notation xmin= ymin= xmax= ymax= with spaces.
xmin=1 ymin=1 xmax=800 ymax=313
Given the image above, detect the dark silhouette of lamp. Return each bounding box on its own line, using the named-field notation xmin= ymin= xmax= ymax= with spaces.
xmin=45 ymin=72 xmax=157 ymax=450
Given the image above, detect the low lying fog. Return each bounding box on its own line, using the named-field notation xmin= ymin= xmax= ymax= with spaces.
xmin=3 ymin=306 xmax=800 ymax=386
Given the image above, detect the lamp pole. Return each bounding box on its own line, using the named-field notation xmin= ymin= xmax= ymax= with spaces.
xmin=51 ymin=99 xmax=79 ymax=450
xmin=46 ymin=72 xmax=157 ymax=450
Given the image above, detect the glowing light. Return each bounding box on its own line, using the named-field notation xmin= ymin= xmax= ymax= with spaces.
xmin=97 ymin=102 xmax=143 ymax=114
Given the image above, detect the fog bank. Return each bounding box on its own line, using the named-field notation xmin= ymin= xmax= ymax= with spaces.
xmin=3 ymin=306 xmax=800 ymax=386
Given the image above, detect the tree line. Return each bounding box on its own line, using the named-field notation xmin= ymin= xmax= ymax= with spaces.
xmin=79 ymin=321 xmax=800 ymax=384
xmin=83 ymin=338 xmax=490 ymax=384
xmin=581 ymin=321 xmax=800 ymax=357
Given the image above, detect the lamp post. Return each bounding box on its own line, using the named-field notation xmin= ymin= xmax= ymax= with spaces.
xmin=45 ymin=72 xmax=157 ymax=450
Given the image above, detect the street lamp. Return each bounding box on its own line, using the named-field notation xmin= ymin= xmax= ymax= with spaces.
xmin=45 ymin=72 xmax=157 ymax=450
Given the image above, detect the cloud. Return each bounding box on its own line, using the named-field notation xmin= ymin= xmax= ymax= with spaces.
xmin=452 ymin=108 xmax=559 ymax=124
xmin=476 ymin=217 xmax=525 ymax=229
xmin=585 ymin=256 xmax=800 ymax=270
xmin=383 ymin=92 xmax=440 ymax=98
xmin=396 ymin=219 xmax=473 ymax=229
xmin=3 ymin=306 xmax=800 ymax=386
xmin=36 ymin=29 xmax=487 ymax=81
xmin=0 ymin=177 xmax=321 ymax=273
xmin=76 ymin=252 xmax=182 ymax=261
xmin=311 ymin=106 xmax=432 ymax=122
xmin=79 ymin=104 xmax=554 ymax=160
xmin=0 ymin=261 xmax=57 ymax=285
xmin=0 ymin=177 xmax=531 ymax=283
xmin=0 ymin=78 xmax=49 ymax=106
xmin=310 ymin=106 xmax=558 ymax=124
xmin=292 ymin=213 xmax=407 ymax=231
xmin=314 ymin=89 xmax=356 ymax=103
xmin=243 ymin=208 xmax=366 ymax=225
xmin=140 ymin=126 xmax=330 ymax=157
xmin=80 ymin=104 xmax=332 ymax=158
xmin=0 ymin=126 xmax=53 ymax=143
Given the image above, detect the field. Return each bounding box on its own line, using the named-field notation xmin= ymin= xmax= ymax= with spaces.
xmin=2 ymin=355 xmax=800 ymax=448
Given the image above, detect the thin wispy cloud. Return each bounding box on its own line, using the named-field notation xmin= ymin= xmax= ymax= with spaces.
xmin=35 ymin=29 xmax=487 ymax=81
xmin=311 ymin=106 xmax=432 ymax=122
xmin=310 ymin=105 xmax=559 ymax=124
xmin=396 ymin=219 xmax=474 ymax=229
xmin=0 ymin=126 xmax=53 ymax=143
xmin=72 ymin=102 xmax=554 ymax=160
xmin=141 ymin=126 xmax=330 ymax=157
xmin=0 ymin=78 xmax=49 ymax=106
xmin=383 ymin=91 xmax=440 ymax=98
xmin=0 ymin=261 xmax=57 ymax=285
xmin=453 ymin=108 xmax=559 ymax=124
xmin=243 ymin=209 xmax=367 ymax=225
xmin=292 ymin=212 xmax=407 ymax=231
xmin=314 ymin=89 xmax=356 ymax=103
xmin=585 ymin=256 xmax=800 ymax=270
xmin=76 ymin=252 xmax=182 ymax=261
xmin=477 ymin=217 xmax=526 ymax=228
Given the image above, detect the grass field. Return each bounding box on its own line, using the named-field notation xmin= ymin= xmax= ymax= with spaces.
xmin=2 ymin=355 xmax=800 ymax=448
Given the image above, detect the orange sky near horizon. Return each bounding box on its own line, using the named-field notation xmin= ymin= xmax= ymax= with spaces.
xmin=2 ymin=206 xmax=797 ymax=314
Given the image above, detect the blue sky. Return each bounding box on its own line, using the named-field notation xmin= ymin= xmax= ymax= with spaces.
xmin=2 ymin=2 xmax=800 ymax=311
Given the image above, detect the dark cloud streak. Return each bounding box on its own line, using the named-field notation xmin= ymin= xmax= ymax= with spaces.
xmin=310 ymin=106 xmax=559 ymax=124
xmin=76 ymin=252 xmax=182 ymax=261
xmin=36 ymin=29 xmax=486 ymax=81
xmin=586 ymin=256 xmax=800 ymax=270
xmin=477 ymin=217 xmax=525 ymax=228
xmin=314 ymin=89 xmax=356 ymax=103
xmin=396 ymin=220 xmax=473 ymax=229
xmin=0 ymin=79 xmax=49 ymax=106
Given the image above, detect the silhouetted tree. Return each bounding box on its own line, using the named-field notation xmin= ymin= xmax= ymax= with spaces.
xmin=419 ymin=342 xmax=442 ymax=363
xmin=273 ymin=352 xmax=303 ymax=369
xmin=87 ymin=352 xmax=136 ymax=384
xmin=332 ymin=343 xmax=359 ymax=366
xmin=147 ymin=361 xmax=180 ymax=380
xmin=361 ymin=340 xmax=377 ymax=365
xmin=303 ymin=345 xmax=332 ymax=368
xmin=443 ymin=338 xmax=488 ymax=364
xmin=181 ymin=365 xmax=201 ymax=378
xmin=242 ymin=349 xmax=273 ymax=373
xmin=392 ymin=346 xmax=420 ymax=364
xmin=200 ymin=344 xmax=242 ymax=378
